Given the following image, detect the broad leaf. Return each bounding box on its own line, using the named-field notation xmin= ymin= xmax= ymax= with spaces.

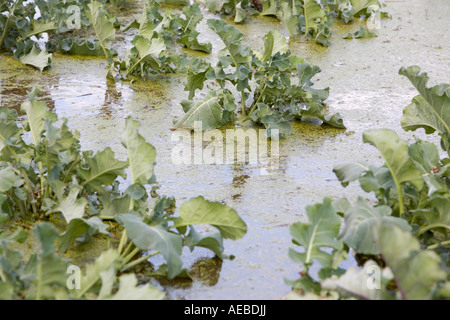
xmin=23 ymin=20 xmax=56 ymax=39
xmin=115 ymin=214 xmax=183 ymax=279
xmin=76 ymin=249 xmax=121 ymax=298
xmin=379 ymin=225 xmax=446 ymax=300
xmin=399 ymin=66 xmax=450 ymax=154
xmin=0 ymin=167 xmax=21 ymax=193
xmin=98 ymin=191 xmax=131 ymax=219
xmin=59 ymin=217 xmax=110 ymax=253
xmin=125 ymin=36 xmax=166 ymax=77
xmin=321 ymin=260 xmax=382 ymax=300
xmin=339 ymin=197 xmax=411 ymax=255
xmin=207 ymin=19 xmax=252 ymax=67
xmin=26 ymin=223 xmax=68 ymax=300
xmin=408 ymin=141 xmax=440 ymax=174
xmin=18 ymin=46 xmax=52 ymax=71
xmin=173 ymin=196 xmax=247 ymax=240
xmin=53 ymin=185 xmax=87 ymax=223
xmin=184 ymin=227 xmax=225 ymax=259
xmin=333 ymin=161 xmax=370 ymax=187
xmin=343 ymin=27 xmax=377 ymax=39
xmin=86 ymin=1 xmax=115 ymax=58
xmin=414 ymin=196 xmax=450 ymax=235
xmin=174 ymin=92 xmax=225 ymax=131
xmin=278 ymin=1 xmax=299 ymax=37
xmin=363 ymin=129 xmax=424 ymax=192
xmin=20 ymin=95 xmax=52 ymax=147
xmin=303 ymin=0 xmax=327 ymax=35
xmin=121 ymin=117 xmax=156 ymax=185
xmin=254 ymin=30 xmax=288 ymax=62
xmin=78 ymin=148 xmax=127 ymax=193
xmin=289 ymin=198 xmax=343 ymax=268
xmin=107 ymin=274 xmax=165 ymax=300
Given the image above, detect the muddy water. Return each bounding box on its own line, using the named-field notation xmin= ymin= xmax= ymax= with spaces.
xmin=0 ymin=0 xmax=449 ymax=299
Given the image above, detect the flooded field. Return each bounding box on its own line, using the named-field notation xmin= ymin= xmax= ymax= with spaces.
xmin=0 ymin=0 xmax=449 ymax=299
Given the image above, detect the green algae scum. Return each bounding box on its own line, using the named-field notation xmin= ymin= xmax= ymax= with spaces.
xmin=0 ymin=0 xmax=449 ymax=300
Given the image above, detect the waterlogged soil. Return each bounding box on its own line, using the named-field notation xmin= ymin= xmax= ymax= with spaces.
xmin=1 ymin=0 xmax=449 ymax=299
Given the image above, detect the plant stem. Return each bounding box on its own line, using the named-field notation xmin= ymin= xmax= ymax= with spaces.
xmin=122 ymin=247 xmax=140 ymax=265
xmin=0 ymin=2 xmax=16 ymax=50
xmin=7 ymin=146 xmax=37 ymax=216
xmin=62 ymin=157 xmax=80 ymax=184
xmin=120 ymin=241 xmax=134 ymax=259
xmin=427 ymin=240 xmax=450 ymax=250
xmin=241 ymin=91 xmax=246 ymax=116
xmin=383 ymin=160 xmax=404 ymax=216
xmin=247 ymin=83 xmax=267 ymax=118
xmin=117 ymin=231 xmax=127 ymax=254
xmin=121 ymin=251 xmax=159 ymax=272
xmin=44 ymin=139 xmax=50 ymax=199
xmin=416 ymin=223 xmax=450 ymax=236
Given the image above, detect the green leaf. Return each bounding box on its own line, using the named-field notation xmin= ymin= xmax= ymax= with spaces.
xmin=0 ymin=167 xmax=20 ymax=193
xmin=23 ymin=20 xmax=57 ymax=39
xmin=321 ymin=260 xmax=382 ymax=300
xmin=125 ymin=36 xmax=166 ymax=78
xmin=414 ymin=196 xmax=450 ymax=235
xmin=115 ymin=214 xmax=183 ymax=279
xmin=185 ymin=65 xmax=213 ymax=100
xmin=98 ymin=192 xmax=131 ymax=219
xmin=254 ymin=30 xmax=288 ymax=62
xmin=399 ymin=66 xmax=450 ymax=154
xmin=173 ymin=196 xmax=247 ymax=240
xmin=86 ymin=1 xmax=116 ymax=58
xmin=332 ymin=198 xmax=351 ymax=215
xmin=18 ymin=46 xmax=52 ymax=71
xmin=234 ymin=1 xmax=247 ymax=23
xmin=59 ymin=39 xmax=105 ymax=56
xmin=408 ymin=141 xmax=440 ymax=174
xmin=53 ymin=185 xmax=87 ymax=223
xmin=205 ymin=0 xmax=224 ymax=13
xmin=78 ymin=148 xmax=127 ymax=193
xmin=125 ymin=183 xmax=147 ymax=200
xmin=207 ymin=19 xmax=252 ymax=67
xmin=278 ymin=1 xmax=299 ymax=37
xmin=0 ymin=113 xmax=21 ymax=152
xmin=20 ymin=97 xmax=51 ymax=147
xmin=363 ymin=129 xmax=424 ymax=213
xmin=174 ymin=92 xmax=225 ymax=131
xmin=184 ymin=227 xmax=225 ymax=259
xmin=301 ymin=103 xmax=346 ymax=129
xmin=343 ymin=27 xmax=377 ymax=39
xmin=121 ymin=117 xmax=156 ymax=185
xmin=333 ymin=161 xmax=370 ymax=187
xmin=289 ymin=198 xmax=343 ymax=268
xmin=339 ymin=197 xmax=411 ymax=255
xmin=107 ymin=274 xmax=165 ymax=300
xmin=76 ymin=249 xmax=121 ymax=298
xmin=260 ymin=0 xmax=277 ymax=16
xmin=59 ymin=217 xmax=110 ymax=253
xmin=27 ymin=223 xmax=69 ymax=300
xmin=379 ymin=225 xmax=446 ymax=300
xmin=303 ymin=0 xmax=327 ymax=36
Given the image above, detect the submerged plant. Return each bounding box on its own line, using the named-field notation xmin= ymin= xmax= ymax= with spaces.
xmin=286 ymin=66 xmax=450 ymax=300
xmin=204 ymin=0 xmax=390 ymax=46
xmin=174 ymin=20 xmax=345 ymax=137
xmin=0 ymin=90 xmax=248 ymax=299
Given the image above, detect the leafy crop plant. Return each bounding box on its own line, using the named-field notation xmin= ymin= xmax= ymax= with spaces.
xmin=286 ymin=66 xmax=450 ymax=300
